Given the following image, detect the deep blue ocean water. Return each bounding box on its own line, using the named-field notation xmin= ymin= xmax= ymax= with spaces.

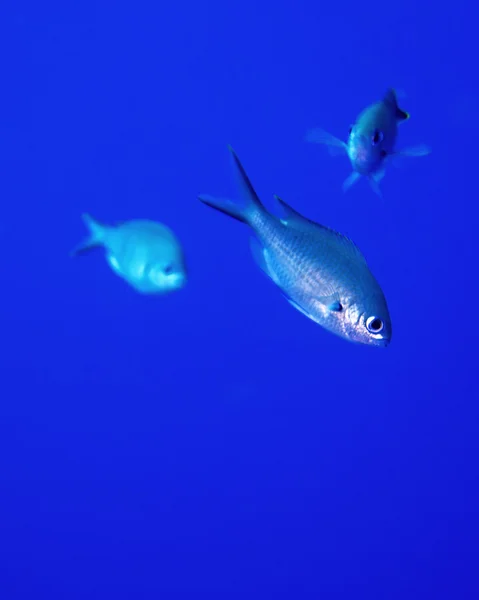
xmin=0 ymin=1 xmax=477 ymax=598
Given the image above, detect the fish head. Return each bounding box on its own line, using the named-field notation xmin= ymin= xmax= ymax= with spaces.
xmin=347 ymin=104 xmax=396 ymax=175
xmin=339 ymin=293 xmax=392 ymax=347
xmin=145 ymin=259 xmax=187 ymax=293
xmin=347 ymin=125 xmax=388 ymax=175
xmin=303 ymin=293 xmax=391 ymax=347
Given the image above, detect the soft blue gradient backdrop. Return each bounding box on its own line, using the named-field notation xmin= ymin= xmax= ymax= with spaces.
xmin=0 ymin=1 xmax=476 ymax=598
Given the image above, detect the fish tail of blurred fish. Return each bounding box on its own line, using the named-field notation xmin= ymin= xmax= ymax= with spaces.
xmin=383 ymin=89 xmax=432 ymax=157
xmin=70 ymin=213 xmax=106 ymax=258
xmin=383 ymin=88 xmax=410 ymax=122
xmin=198 ymin=145 xmax=268 ymax=228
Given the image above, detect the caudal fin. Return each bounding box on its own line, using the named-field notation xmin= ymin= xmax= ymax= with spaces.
xmin=198 ymin=146 xmax=266 ymax=226
xmin=383 ymin=88 xmax=410 ymax=121
xmin=198 ymin=194 xmax=249 ymax=224
xmin=70 ymin=213 xmax=106 ymax=257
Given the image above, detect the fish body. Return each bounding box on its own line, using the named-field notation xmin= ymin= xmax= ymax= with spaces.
xmin=348 ymin=92 xmax=405 ymax=175
xmin=306 ymin=88 xmax=430 ymax=196
xmin=199 ymin=147 xmax=391 ymax=347
xmin=72 ymin=215 xmax=187 ymax=294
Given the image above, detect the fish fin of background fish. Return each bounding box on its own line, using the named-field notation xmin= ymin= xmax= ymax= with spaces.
xmin=368 ymin=176 xmax=383 ymax=198
xmin=342 ymin=171 xmax=361 ymax=193
xmin=383 ymin=88 xmax=410 ymax=121
xmin=304 ymin=128 xmax=348 ymax=155
xmin=396 ymin=107 xmax=410 ymax=121
xmin=70 ymin=241 xmax=101 ymax=258
xmin=394 ymin=88 xmax=407 ymax=101
xmin=198 ymin=194 xmax=249 ymax=224
xmin=394 ymin=144 xmax=431 ymax=158
xmin=70 ymin=213 xmax=106 ymax=257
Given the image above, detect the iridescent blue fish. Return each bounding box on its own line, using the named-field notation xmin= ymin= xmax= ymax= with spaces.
xmin=71 ymin=215 xmax=187 ymax=295
xmin=306 ymin=88 xmax=430 ymax=196
xmin=199 ymin=147 xmax=392 ymax=347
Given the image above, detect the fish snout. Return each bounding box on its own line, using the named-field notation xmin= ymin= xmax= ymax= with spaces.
xmin=348 ymin=134 xmax=380 ymax=174
xmin=168 ymin=270 xmax=187 ymax=290
xmin=148 ymin=264 xmax=187 ymax=292
xmin=375 ymin=335 xmax=390 ymax=348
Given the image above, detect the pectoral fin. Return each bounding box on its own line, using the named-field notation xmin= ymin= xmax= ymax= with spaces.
xmin=285 ymin=297 xmax=320 ymax=323
xmin=285 ymin=294 xmax=342 ymax=325
xmin=305 ymin=128 xmax=348 ymax=156
xmin=394 ymin=144 xmax=431 ymax=158
xmin=342 ymin=171 xmax=361 ymax=193
xmin=367 ymin=169 xmax=385 ymax=198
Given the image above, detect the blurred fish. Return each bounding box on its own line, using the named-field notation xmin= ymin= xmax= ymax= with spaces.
xmin=305 ymin=88 xmax=431 ymax=196
xmin=199 ymin=147 xmax=391 ymax=347
xmin=71 ymin=215 xmax=187 ymax=294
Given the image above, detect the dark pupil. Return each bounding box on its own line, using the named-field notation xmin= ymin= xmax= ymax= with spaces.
xmin=370 ymin=318 xmax=382 ymax=331
xmin=164 ymin=265 xmax=173 ymax=274
xmin=373 ymin=130 xmax=382 ymax=144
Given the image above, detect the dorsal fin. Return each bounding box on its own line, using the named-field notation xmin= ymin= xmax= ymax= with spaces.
xmin=274 ymin=195 xmax=366 ymax=262
xmin=274 ymin=194 xmax=318 ymax=228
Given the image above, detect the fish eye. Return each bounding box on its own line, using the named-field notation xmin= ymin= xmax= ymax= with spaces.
xmin=163 ymin=264 xmax=174 ymax=275
xmin=366 ymin=316 xmax=384 ymax=334
xmin=372 ymin=130 xmax=384 ymax=145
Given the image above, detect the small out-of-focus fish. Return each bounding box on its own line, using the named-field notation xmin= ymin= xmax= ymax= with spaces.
xmin=71 ymin=214 xmax=187 ymax=294
xmin=199 ymin=146 xmax=392 ymax=347
xmin=305 ymin=88 xmax=431 ymax=196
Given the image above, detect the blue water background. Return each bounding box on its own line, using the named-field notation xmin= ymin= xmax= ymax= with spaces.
xmin=0 ymin=1 xmax=477 ymax=598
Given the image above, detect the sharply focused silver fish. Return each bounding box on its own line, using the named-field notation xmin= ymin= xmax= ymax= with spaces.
xmin=71 ymin=214 xmax=187 ymax=294
xmin=305 ymin=88 xmax=431 ymax=196
xmin=199 ymin=147 xmax=392 ymax=346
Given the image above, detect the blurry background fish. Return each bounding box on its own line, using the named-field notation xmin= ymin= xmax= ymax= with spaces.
xmin=305 ymin=88 xmax=431 ymax=196
xmin=71 ymin=215 xmax=187 ymax=295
